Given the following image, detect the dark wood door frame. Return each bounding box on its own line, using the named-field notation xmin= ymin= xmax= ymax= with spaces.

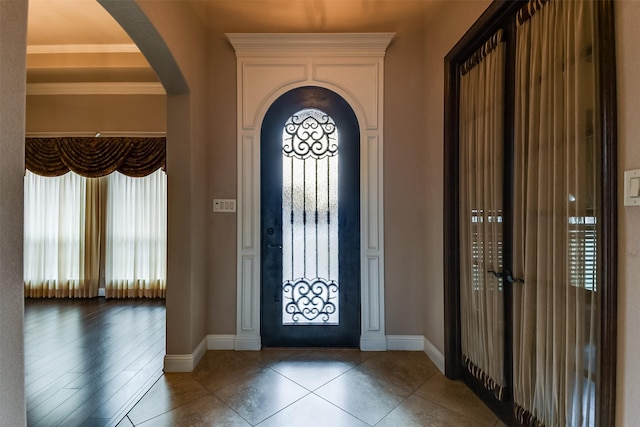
xmin=442 ymin=1 xmax=618 ymax=425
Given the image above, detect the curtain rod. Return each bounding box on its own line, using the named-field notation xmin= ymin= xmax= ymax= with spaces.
xmin=25 ymin=131 xmax=166 ymax=138
xmin=460 ymin=29 xmax=504 ymax=76
xmin=517 ymin=0 xmax=549 ymax=25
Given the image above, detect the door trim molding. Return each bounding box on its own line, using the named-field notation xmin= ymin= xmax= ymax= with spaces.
xmin=229 ymin=33 xmax=393 ymax=350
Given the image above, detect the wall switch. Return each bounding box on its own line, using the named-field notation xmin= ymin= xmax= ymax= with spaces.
xmin=624 ymin=170 xmax=640 ymax=206
xmin=213 ymin=199 xmax=236 ymax=212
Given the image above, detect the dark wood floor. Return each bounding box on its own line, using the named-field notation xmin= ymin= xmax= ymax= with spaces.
xmin=24 ymin=298 xmax=165 ymax=427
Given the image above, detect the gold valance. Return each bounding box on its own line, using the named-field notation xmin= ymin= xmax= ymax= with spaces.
xmin=25 ymin=137 xmax=166 ymax=178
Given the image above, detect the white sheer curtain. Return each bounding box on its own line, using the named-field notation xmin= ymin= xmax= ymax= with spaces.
xmin=459 ymin=31 xmax=506 ymax=400
xmin=24 ymin=170 xmax=97 ymax=297
xmin=105 ymin=170 xmax=167 ymax=298
xmin=513 ymin=0 xmax=598 ymax=425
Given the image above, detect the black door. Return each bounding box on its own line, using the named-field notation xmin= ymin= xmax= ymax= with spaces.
xmin=261 ymin=86 xmax=360 ymax=347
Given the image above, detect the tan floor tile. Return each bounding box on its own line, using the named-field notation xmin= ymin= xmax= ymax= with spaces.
xmin=357 ymin=351 xmax=440 ymax=394
xmin=192 ymin=351 xmax=264 ymax=392
xmin=257 ymin=393 xmax=369 ymax=427
xmin=315 ymin=368 xmax=409 ymax=425
xmin=214 ymin=368 xmax=309 ymax=425
xmin=238 ymin=348 xmax=299 ymax=366
xmin=136 ymin=394 xmax=251 ymax=427
xmin=283 ymin=348 xmax=379 ymax=366
xmin=125 ymin=350 xmax=502 ymax=427
xmin=127 ymin=373 xmax=211 ymax=425
xmin=414 ymin=374 xmax=498 ymax=426
xmin=270 ymin=359 xmax=353 ymax=390
xmin=115 ymin=415 xmax=134 ymax=427
xmin=376 ymin=394 xmax=490 ymax=427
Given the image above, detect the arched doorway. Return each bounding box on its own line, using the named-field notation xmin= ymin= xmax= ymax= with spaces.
xmin=260 ymin=86 xmax=361 ymax=347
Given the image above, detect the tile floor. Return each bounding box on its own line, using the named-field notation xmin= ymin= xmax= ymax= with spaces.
xmin=117 ymin=349 xmax=506 ymax=426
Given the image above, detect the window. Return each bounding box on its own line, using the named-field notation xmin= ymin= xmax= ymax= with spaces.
xmin=24 ymin=169 xmax=167 ymax=298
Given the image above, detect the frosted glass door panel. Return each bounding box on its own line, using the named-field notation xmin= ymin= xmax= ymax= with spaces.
xmin=281 ymin=109 xmax=339 ymax=325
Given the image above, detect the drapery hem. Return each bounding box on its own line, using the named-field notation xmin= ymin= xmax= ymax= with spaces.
xmin=515 ymin=403 xmax=546 ymax=427
xmin=462 ymin=355 xmax=506 ymax=401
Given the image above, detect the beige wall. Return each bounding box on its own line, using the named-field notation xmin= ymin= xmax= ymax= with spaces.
xmin=26 ymin=95 xmax=166 ymax=134
xmin=421 ymin=0 xmax=492 ymax=351
xmin=616 ymin=1 xmax=640 ymax=425
xmin=134 ymin=0 xmax=211 ymax=355
xmin=0 ymin=0 xmax=27 ymax=424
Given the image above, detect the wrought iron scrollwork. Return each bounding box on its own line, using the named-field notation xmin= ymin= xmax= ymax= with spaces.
xmin=283 ymin=277 xmax=338 ymax=323
xmin=282 ymin=109 xmax=338 ymax=159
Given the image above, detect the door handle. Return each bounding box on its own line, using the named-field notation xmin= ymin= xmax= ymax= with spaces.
xmin=487 ymin=269 xmax=524 ymax=284
xmin=487 ymin=269 xmax=502 ymax=279
xmin=505 ymin=270 xmax=524 ymax=284
xmin=267 ymin=243 xmax=282 ymax=249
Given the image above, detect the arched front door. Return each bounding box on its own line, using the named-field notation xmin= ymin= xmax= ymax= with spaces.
xmin=260 ymin=86 xmax=360 ymax=347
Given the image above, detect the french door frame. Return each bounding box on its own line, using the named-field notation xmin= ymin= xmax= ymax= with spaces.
xmin=228 ymin=33 xmax=394 ymax=352
xmin=443 ymin=1 xmax=617 ymax=425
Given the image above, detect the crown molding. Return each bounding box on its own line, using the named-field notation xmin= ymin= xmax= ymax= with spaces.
xmin=226 ymin=33 xmax=395 ymax=58
xmin=27 ymin=82 xmax=165 ymax=96
xmin=27 ymin=44 xmax=140 ymax=55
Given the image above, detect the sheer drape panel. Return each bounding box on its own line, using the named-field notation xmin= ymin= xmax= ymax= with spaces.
xmin=513 ymin=1 xmax=598 ymax=425
xmin=459 ymin=32 xmax=506 ymax=399
xmin=105 ymin=170 xmax=167 ymax=298
xmin=24 ymin=171 xmax=96 ymax=297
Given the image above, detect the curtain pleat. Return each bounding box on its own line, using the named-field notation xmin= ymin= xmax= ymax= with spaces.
xmin=83 ymin=178 xmax=102 ymax=297
xmin=459 ymin=30 xmax=506 ymax=400
xmin=25 ymin=137 xmax=166 ymax=178
xmin=105 ymin=170 xmax=167 ymax=298
xmin=513 ymin=0 xmax=598 ymax=425
xmin=24 ymin=171 xmax=98 ymax=298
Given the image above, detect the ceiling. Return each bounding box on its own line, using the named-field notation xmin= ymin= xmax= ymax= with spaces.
xmin=26 ymin=0 xmax=432 ymax=94
xmin=26 ymin=0 xmax=160 ymax=94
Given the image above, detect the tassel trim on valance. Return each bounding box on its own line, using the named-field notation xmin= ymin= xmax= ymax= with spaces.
xmin=25 ymin=137 xmax=166 ymax=178
xmin=462 ymin=355 xmax=506 ymax=401
xmin=460 ymin=29 xmax=504 ymax=76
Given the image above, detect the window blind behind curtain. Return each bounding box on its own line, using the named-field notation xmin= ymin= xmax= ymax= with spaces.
xmin=24 ymin=137 xmax=167 ymax=299
xmin=458 ymin=29 xmax=506 ymax=401
xmin=513 ymin=0 xmax=598 ymax=425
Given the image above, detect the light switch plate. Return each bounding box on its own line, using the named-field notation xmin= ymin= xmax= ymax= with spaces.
xmin=213 ymin=199 xmax=236 ymax=212
xmin=624 ymin=170 xmax=640 ymax=206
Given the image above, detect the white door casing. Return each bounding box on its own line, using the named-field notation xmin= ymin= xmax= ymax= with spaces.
xmin=228 ymin=33 xmax=393 ymax=351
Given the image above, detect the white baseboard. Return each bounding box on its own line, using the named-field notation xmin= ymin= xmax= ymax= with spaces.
xmin=386 ymin=335 xmax=424 ymax=351
xmin=423 ymin=336 xmax=445 ymax=374
xmin=234 ymin=336 xmax=261 ymax=351
xmin=207 ymin=334 xmax=236 ymax=350
xmin=163 ymin=336 xmax=207 ymax=372
xmin=165 ymin=334 xmax=446 ymax=374
xmin=360 ymin=336 xmax=388 ymax=351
